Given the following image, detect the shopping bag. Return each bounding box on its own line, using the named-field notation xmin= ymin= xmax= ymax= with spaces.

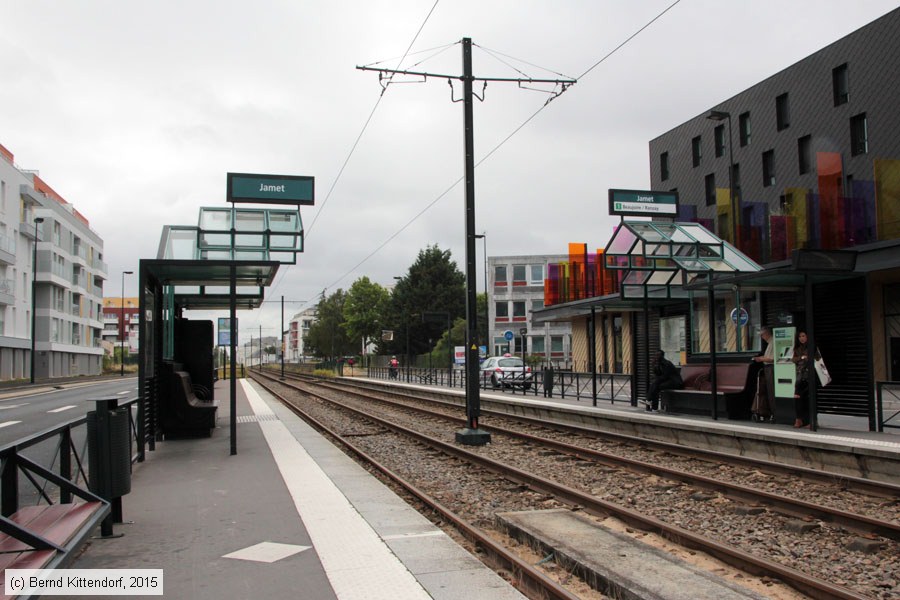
xmin=814 ymin=357 xmax=832 ymax=387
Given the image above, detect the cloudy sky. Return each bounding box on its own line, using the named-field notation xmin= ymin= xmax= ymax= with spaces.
xmin=2 ymin=0 xmax=897 ymax=341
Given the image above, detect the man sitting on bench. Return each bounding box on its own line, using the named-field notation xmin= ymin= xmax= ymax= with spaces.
xmin=647 ymin=350 xmax=683 ymax=412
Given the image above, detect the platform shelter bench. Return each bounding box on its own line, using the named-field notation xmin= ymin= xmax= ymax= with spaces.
xmin=661 ymin=361 xmax=761 ymax=419
xmin=161 ymin=370 xmax=218 ymax=437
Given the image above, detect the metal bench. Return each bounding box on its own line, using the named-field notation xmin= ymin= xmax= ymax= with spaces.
xmin=662 ymin=362 xmax=760 ymax=419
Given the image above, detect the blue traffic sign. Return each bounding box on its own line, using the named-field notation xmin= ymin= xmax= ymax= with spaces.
xmin=504 ymin=330 xmax=514 ymax=341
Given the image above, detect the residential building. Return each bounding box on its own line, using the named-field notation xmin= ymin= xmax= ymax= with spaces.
xmin=287 ymin=307 xmax=317 ymax=361
xmin=102 ymin=297 xmax=139 ymax=357
xmin=0 ymin=142 xmax=107 ymax=380
xmin=488 ymin=254 xmax=571 ymax=366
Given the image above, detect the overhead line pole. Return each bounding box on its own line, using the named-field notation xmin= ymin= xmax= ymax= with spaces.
xmin=358 ymin=38 xmax=575 ymax=446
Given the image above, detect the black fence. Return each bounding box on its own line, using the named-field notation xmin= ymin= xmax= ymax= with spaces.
xmin=367 ymin=366 xmax=634 ymax=406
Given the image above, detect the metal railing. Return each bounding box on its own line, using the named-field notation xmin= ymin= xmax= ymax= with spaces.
xmin=876 ymin=381 xmax=900 ymax=432
xmin=0 ymin=397 xmax=140 ymax=517
xmin=366 ymin=366 xmax=634 ymax=406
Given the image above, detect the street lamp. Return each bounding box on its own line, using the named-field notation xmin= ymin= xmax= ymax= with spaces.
xmin=473 ymin=233 xmax=488 ymax=353
xmin=707 ymin=110 xmax=737 ymax=245
xmin=120 ymin=271 xmax=133 ymax=376
xmin=30 ymin=217 xmax=44 ymax=384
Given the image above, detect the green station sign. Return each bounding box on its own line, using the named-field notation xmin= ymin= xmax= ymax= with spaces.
xmin=227 ymin=172 xmax=315 ymax=205
xmin=609 ymin=189 xmax=678 ymax=217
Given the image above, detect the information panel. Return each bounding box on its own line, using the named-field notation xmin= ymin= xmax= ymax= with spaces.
xmin=608 ymin=189 xmax=678 ymax=217
xmin=773 ymin=326 xmax=796 ymax=398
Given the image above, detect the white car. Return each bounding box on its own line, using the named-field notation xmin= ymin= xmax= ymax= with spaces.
xmin=481 ymin=355 xmax=534 ymax=390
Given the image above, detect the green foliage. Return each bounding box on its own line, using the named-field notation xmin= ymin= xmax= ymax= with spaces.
xmin=313 ymin=369 xmax=336 ymax=378
xmin=305 ymin=290 xmax=358 ymax=359
xmin=384 ymin=245 xmax=465 ymax=357
xmin=343 ymin=276 xmax=390 ymax=353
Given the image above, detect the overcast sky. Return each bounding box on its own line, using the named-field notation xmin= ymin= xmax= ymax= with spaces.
xmin=2 ymin=0 xmax=897 ymax=342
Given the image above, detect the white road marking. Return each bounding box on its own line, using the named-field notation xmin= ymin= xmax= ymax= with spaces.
xmin=223 ymin=541 xmax=310 ymax=563
xmin=0 ymin=404 xmax=26 ymax=410
xmin=0 ymin=421 xmax=22 ymax=429
xmin=48 ymin=405 xmax=77 ymax=413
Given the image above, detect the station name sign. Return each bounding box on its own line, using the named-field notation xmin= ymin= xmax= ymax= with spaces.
xmin=227 ymin=172 xmax=315 ymax=205
xmin=608 ymin=189 xmax=678 ymax=217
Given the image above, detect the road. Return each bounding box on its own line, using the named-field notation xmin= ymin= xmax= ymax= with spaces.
xmin=0 ymin=377 xmax=139 ymax=446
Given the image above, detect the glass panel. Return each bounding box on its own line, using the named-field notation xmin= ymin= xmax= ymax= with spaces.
xmin=629 ymin=222 xmax=668 ymax=242
xmin=622 ymin=270 xmax=652 ymax=284
xmin=605 ymin=227 xmax=637 ymax=255
xmin=235 ymin=209 xmax=265 ymax=232
xmin=202 ymin=250 xmax=232 ymax=260
xmin=722 ymin=245 xmax=761 ymax=272
xmin=270 ymin=234 xmax=298 ymax=249
xmin=234 ymin=233 xmax=265 ymax=248
xmin=234 ymin=249 xmax=266 ymax=260
xmin=163 ymin=228 xmax=199 ymax=259
xmin=677 ymin=223 xmax=720 ymax=245
xmin=199 ymin=232 xmax=232 ymax=248
xmin=269 ymin=251 xmax=297 ymax=264
xmin=199 ymin=208 xmax=231 ymax=230
xmin=673 ymin=258 xmax=710 ymax=271
xmin=647 ymin=270 xmax=676 ymax=285
xmin=267 ymin=210 xmax=299 ymax=232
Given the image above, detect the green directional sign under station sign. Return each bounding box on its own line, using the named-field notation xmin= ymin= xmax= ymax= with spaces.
xmin=227 ymin=172 xmax=315 ymax=205
xmin=609 ymin=189 xmax=678 ymax=217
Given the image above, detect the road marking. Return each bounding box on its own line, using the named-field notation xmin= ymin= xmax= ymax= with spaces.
xmin=48 ymin=405 xmax=77 ymax=413
xmin=117 ymin=391 xmax=130 ymax=395
xmin=0 ymin=404 xmax=26 ymax=410
xmin=0 ymin=421 xmax=22 ymax=429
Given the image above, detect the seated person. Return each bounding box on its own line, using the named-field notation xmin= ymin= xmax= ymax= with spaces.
xmin=647 ymin=350 xmax=682 ymax=411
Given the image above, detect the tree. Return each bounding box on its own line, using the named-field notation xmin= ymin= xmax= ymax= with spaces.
xmin=305 ymin=290 xmax=357 ymax=359
xmin=386 ymin=245 xmax=465 ymax=359
xmin=343 ymin=277 xmax=390 ymax=364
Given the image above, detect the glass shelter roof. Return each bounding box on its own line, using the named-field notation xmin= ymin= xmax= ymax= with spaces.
xmin=604 ymin=221 xmax=762 ymax=299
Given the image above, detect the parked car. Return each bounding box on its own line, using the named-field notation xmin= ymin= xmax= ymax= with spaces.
xmin=481 ymin=355 xmax=534 ymax=390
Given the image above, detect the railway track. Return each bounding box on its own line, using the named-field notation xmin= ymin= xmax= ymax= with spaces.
xmin=250 ymin=369 xmax=899 ymax=599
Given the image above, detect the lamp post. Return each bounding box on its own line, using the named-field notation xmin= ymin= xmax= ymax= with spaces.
xmin=30 ymin=217 xmax=44 ymax=384
xmin=474 ymin=233 xmax=488 ymax=353
xmin=120 ymin=270 xmax=133 ymax=376
xmin=707 ymin=110 xmax=737 ymax=246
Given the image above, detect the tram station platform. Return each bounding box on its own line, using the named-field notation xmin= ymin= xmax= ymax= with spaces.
xmin=62 ymin=379 xmax=526 ymax=600
xmin=364 ymin=376 xmax=900 ymax=486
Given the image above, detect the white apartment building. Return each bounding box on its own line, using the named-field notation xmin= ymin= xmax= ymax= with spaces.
xmin=488 ymin=254 xmax=571 ymax=365
xmin=0 ymin=142 xmax=106 ymax=380
xmin=286 ymin=307 xmax=317 ymax=361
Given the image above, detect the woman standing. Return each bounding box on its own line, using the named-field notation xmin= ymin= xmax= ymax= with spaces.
xmin=791 ymin=331 xmax=821 ymax=428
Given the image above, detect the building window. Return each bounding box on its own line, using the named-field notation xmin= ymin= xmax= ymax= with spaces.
xmin=531 ymin=336 xmax=545 ymax=355
xmin=495 ymin=301 xmax=509 ymax=321
xmin=832 ymin=63 xmax=849 ymax=106
xmin=550 ymin=336 xmax=564 ymax=354
xmin=776 ymin=93 xmax=790 ymax=131
xmin=660 ymin=152 xmax=669 ymax=181
xmin=704 ymin=173 xmax=716 ymax=206
xmin=531 ymin=299 xmax=544 ymax=311
xmin=512 ymin=301 xmax=526 ymax=321
xmin=691 ymin=136 xmax=702 ymax=167
xmin=512 ymin=265 xmax=527 ymax=285
xmin=798 ymin=135 xmax=811 ymax=174
xmin=529 ymin=264 xmax=543 ymax=285
xmin=732 ymin=163 xmax=741 ymax=200
xmin=850 ymin=113 xmax=868 ymax=156
xmin=494 ymin=265 xmax=507 ymax=286
xmin=739 ymin=112 xmax=751 ymax=147
xmin=714 ymin=125 xmax=725 ymax=158
xmin=762 ymin=150 xmax=775 ymax=187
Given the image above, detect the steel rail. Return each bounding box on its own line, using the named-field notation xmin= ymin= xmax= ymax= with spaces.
xmin=250 ymin=374 xmax=581 ymax=600
xmin=251 ymin=371 xmax=875 ymax=600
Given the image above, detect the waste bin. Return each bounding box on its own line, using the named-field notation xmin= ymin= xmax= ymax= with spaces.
xmin=87 ymin=400 xmax=132 ymax=500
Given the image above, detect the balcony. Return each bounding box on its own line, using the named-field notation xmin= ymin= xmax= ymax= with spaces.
xmin=0 ymin=233 xmax=15 ymax=264
xmin=0 ymin=278 xmax=14 ymax=305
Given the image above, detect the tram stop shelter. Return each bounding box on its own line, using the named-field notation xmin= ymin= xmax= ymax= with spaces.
xmin=137 ymin=202 xmax=307 ymax=458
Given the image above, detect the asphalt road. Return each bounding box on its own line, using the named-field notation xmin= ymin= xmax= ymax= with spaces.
xmin=0 ymin=377 xmax=139 ymax=446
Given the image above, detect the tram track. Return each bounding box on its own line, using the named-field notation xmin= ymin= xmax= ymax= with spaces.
xmin=250 ymin=370 xmax=899 ymax=599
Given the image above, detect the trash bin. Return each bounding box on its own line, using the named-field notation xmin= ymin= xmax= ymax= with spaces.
xmin=87 ymin=400 xmax=132 ymax=500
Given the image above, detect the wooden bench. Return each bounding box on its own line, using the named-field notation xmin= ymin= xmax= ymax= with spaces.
xmin=661 ymin=361 xmax=761 ymax=419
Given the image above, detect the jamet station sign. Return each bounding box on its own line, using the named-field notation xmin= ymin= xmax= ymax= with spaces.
xmin=608 ymin=189 xmax=678 ymax=217
xmin=227 ymin=172 xmax=315 ymax=205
